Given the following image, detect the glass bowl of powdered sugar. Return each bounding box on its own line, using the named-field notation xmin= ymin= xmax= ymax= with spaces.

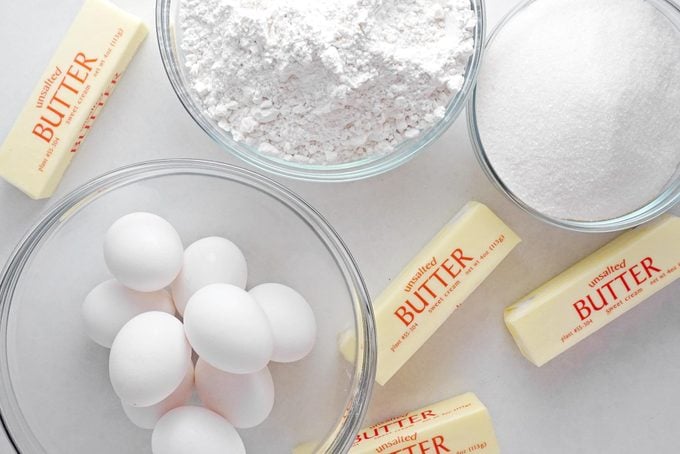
xmin=157 ymin=0 xmax=485 ymax=181
xmin=468 ymin=0 xmax=680 ymax=232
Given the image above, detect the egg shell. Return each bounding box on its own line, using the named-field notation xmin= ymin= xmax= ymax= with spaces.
xmin=82 ymin=279 xmax=175 ymax=348
xmin=183 ymin=283 xmax=273 ymax=374
xmin=122 ymin=362 xmax=195 ymax=430
xmin=249 ymin=283 xmax=317 ymax=363
xmin=110 ymin=311 xmax=192 ymax=407
xmin=195 ymin=358 xmax=274 ymax=429
xmin=152 ymin=406 xmax=245 ymax=454
xmin=171 ymin=236 xmax=248 ymax=315
xmin=104 ymin=212 xmax=183 ymax=292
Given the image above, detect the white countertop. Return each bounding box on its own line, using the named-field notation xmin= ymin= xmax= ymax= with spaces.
xmin=1 ymin=0 xmax=679 ymax=453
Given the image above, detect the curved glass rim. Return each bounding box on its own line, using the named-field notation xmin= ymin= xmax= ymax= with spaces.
xmin=467 ymin=0 xmax=680 ymax=233
xmin=156 ymin=0 xmax=487 ymax=182
xmin=0 ymin=159 xmax=377 ymax=453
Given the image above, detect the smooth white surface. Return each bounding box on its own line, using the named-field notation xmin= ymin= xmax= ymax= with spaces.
xmin=195 ymin=359 xmax=275 ymax=429
xmin=109 ymin=312 xmax=191 ymax=407
xmin=151 ymin=406 xmax=245 ymax=454
xmin=184 ymin=284 xmax=273 ymax=374
xmin=171 ymin=236 xmax=248 ymax=315
xmin=0 ymin=0 xmax=678 ymax=453
xmin=82 ymin=279 xmax=175 ymax=348
xmin=104 ymin=212 xmax=184 ymax=292
xmin=121 ymin=363 xmax=194 ymax=430
xmin=250 ymin=283 xmax=317 ymax=363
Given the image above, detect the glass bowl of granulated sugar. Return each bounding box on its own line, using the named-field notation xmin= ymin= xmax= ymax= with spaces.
xmin=468 ymin=0 xmax=680 ymax=232
xmin=157 ymin=0 xmax=485 ymax=181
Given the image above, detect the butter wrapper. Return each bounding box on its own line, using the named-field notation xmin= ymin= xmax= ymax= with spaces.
xmin=294 ymin=392 xmax=500 ymax=454
xmin=341 ymin=201 xmax=520 ymax=385
xmin=0 ymin=0 xmax=147 ymax=199
xmin=505 ymin=215 xmax=680 ymax=367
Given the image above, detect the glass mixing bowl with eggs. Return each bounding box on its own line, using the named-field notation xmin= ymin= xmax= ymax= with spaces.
xmin=0 ymin=159 xmax=377 ymax=453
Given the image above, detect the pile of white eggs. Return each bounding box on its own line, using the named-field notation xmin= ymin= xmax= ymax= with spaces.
xmin=81 ymin=212 xmax=317 ymax=453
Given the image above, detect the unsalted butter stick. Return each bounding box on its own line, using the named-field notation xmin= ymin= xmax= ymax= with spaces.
xmin=505 ymin=215 xmax=680 ymax=367
xmin=0 ymin=0 xmax=147 ymax=199
xmin=293 ymin=392 xmax=500 ymax=454
xmin=341 ymin=202 xmax=521 ymax=385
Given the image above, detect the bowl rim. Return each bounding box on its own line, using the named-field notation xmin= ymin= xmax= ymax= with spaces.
xmin=0 ymin=159 xmax=377 ymax=453
xmin=466 ymin=0 xmax=680 ymax=233
xmin=156 ymin=0 xmax=487 ymax=182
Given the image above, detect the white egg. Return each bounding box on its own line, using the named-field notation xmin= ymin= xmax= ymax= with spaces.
xmin=195 ymin=358 xmax=274 ymax=428
xmin=171 ymin=237 xmax=248 ymax=315
xmin=183 ymin=283 xmax=273 ymax=374
xmin=81 ymin=279 xmax=175 ymax=348
xmin=249 ymin=283 xmax=317 ymax=363
xmin=122 ymin=362 xmax=195 ymax=430
xmin=104 ymin=212 xmax=183 ymax=292
xmin=110 ymin=311 xmax=192 ymax=407
xmin=152 ymin=406 xmax=245 ymax=454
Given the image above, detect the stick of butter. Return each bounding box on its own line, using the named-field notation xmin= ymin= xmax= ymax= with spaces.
xmin=293 ymin=392 xmax=500 ymax=454
xmin=341 ymin=201 xmax=521 ymax=385
xmin=505 ymin=215 xmax=680 ymax=367
xmin=0 ymin=0 xmax=147 ymax=199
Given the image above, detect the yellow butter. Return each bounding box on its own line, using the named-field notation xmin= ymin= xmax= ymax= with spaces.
xmin=293 ymin=392 xmax=500 ymax=454
xmin=341 ymin=202 xmax=520 ymax=385
xmin=0 ymin=0 xmax=147 ymax=199
xmin=505 ymin=215 xmax=680 ymax=367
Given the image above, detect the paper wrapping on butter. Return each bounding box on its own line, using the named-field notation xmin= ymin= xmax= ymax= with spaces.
xmin=340 ymin=201 xmax=521 ymax=385
xmin=0 ymin=0 xmax=147 ymax=199
xmin=293 ymin=392 xmax=500 ymax=454
xmin=505 ymin=215 xmax=680 ymax=367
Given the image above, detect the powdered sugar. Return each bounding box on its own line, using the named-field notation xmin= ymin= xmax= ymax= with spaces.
xmin=476 ymin=0 xmax=680 ymax=221
xmin=179 ymin=0 xmax=476 ymax=164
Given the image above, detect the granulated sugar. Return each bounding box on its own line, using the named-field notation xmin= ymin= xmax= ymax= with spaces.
xmin=179 ymin=0 xmax=476 ymax=164
xmin=476 ymin=0 xmax=680 ymax=221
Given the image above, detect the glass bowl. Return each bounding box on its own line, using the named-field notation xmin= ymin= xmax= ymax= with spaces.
xmin=0 ymin=159 xmax=376 ymax=453
xmin=156 ymin=0 xmax=486 ymax=182
xmin=467 ymin=0 xmax=680 ymax=232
